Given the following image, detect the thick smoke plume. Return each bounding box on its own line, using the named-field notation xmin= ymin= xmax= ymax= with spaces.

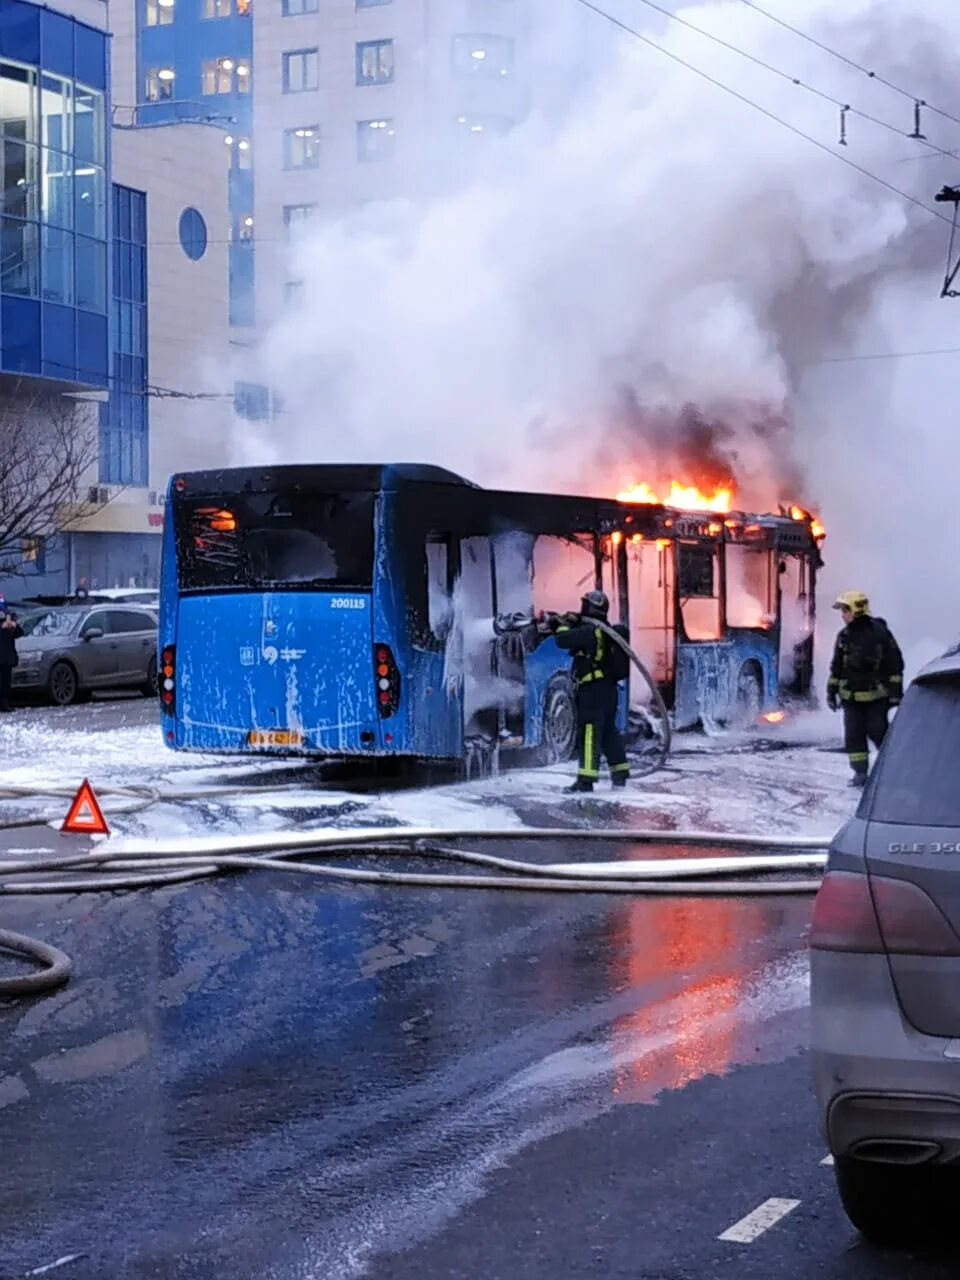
xmin=251 ymin=0 xmax=960 ymax=656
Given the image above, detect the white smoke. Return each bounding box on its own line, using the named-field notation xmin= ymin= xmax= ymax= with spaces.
xmin=250 ymin=0 xmax=960 ymax=654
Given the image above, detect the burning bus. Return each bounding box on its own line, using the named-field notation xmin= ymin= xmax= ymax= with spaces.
xmin=158 ymin=463 xmax=824 ymax=769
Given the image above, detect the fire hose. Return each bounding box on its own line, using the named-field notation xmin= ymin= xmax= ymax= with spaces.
xmin=0 ymin=825 xmax=831 ymax=997
xmin=494 ymin=611 xmax=672 ymax=776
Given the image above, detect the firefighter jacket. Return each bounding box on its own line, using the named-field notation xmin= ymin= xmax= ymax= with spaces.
xmin=554 ymin=620 xmax=612 ymax=688
xmin=828 ymin=615 xmax=904 ymax=705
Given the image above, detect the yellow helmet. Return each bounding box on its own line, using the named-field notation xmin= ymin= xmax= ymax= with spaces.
xmin=833 ymin=590 xmax=870 ymax=616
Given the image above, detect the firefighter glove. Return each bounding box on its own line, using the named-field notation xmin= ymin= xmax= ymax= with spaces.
xmin=826 ymin=690 xmax=839 ymax=712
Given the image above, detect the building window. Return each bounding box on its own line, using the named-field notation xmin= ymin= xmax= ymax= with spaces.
xmin=283 ymin=49 xmax=319 ymax=93
xmin=283 ymin=125 xmax=319 ymax=169
xmin=456 ymin=113 xmax=513 ymax=137
xmin=145 ymin=0 xmax=175 ymax=26
xmin=202 ymin=58 xmax=250 ymax=95
xmin=356 ymin=40 xmax=394 ymax=86
xmin=234 ymin=382 xmax=271 ymax=421
xmin=283 ymin=0 xmax=318 ymax=13
xmin=285 ymin=280 xmax=303 ymax=307
xmin=357 ymin=117 xmax=395 ymax=161
xmin=283 ymin=204 xmax=315 ymax=239
xmin=144 ymin=67 xmax=175 ymax=101
xmin=203 ymin=0 xmax=231 ymax=17
xmin=101 ymin=186 xmax=148 ymax=486
xmin=452 ymin=35 xmax=513 ymax=78
xmin=178 ymin=208 xmax=207 ymax=260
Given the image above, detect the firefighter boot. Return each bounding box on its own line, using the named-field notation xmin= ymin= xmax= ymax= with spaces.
xmin=848 ymin=771 xmax=867 ymax=789
xmin=611 ymin=775 xmax=629 ymax=789
xmin=566 ymin=778 xmax=594 ymax=794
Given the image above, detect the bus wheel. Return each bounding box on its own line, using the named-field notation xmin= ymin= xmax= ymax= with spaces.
xmin=541 ymin=676 xmax=577 ymax=764
xmin=733 ymin=663 xmax=763 ymax=727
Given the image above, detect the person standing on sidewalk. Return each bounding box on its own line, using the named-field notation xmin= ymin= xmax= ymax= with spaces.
xmin=0 ymin=609 xmax=23 ymax=712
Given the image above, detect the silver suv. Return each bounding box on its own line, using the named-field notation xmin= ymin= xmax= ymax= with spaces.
xmin=12 ymin=604 xmax=158 ymax=706
xmin=811 ymin=647 xmax=960 ymax=1246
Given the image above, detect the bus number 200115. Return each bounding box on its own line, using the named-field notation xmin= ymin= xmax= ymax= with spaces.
xmin=330 ymin=597 xmax=367 ymax=610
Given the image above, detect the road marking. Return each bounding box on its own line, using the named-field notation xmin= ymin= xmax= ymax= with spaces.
xmin=718 ymin=1198 xmax=801 ymax=1243
xmin=820 ymin=1154 xmax=835 ymax=1166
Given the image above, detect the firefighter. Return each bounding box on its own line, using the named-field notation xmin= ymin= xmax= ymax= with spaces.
xmin=826 ymin=590 xmax=904 ymax=787
xmin=551 ymin=589 xmax=630 ymax=793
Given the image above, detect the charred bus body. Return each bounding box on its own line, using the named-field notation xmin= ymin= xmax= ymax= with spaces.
xmin=158 ymin=464 xmax=822 ymax=764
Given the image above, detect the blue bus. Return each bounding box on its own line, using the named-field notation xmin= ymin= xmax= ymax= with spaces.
xmin=158 ymin=464 xmax=823 ymax=767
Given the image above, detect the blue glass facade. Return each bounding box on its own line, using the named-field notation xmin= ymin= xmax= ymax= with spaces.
xmin=100 ymin=184 xmax=148 ymax=485
xmin=0 ymin=0 xmax=108 ymax=386
xmin=138 ymin=0 xmax=253 ymax=325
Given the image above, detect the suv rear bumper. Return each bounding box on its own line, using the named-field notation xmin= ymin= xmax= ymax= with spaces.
xmin=811 ymin=948 xmax=960 ymax=1163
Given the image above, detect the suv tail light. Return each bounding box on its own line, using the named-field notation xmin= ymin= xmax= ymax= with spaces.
xmin=160 ymin=644 xmax=176 ymax=715
xmin=811 ymin=870 xmax=960 ymax=955
xmin=374 ymin=643 xmax=400 ymax=718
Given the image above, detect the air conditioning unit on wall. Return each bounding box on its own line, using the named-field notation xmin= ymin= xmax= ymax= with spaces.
xmin=87 ymin=486 xmax=110 ymax=505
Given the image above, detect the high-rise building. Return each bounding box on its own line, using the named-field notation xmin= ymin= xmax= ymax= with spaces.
xmin=128 ymin=0 xmax=527 ymax=336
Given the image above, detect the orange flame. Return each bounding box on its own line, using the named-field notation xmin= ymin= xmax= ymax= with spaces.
xmin=762 ymin=711 xmax=787 ymax=724
xmin=617 ymin=480 xmax=733 ymax=513
xmin=788 ymin=504 xmax=826 ymax=540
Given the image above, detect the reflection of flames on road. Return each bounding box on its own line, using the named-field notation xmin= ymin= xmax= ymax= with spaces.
xmin=609 ymin=897 xmax=768 ymax=1101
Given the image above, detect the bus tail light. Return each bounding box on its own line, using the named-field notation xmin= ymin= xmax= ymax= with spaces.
xmin=374 ymin=644 xmax=400 ymax=718
xmin=160 ymin=645 xmax=176 ymax=715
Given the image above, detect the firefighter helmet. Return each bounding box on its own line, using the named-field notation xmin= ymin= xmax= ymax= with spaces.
xmin=833 ymin=590 xmax=870 ymax=616
xmin=581 ymin=590 xmax=609 ymax=619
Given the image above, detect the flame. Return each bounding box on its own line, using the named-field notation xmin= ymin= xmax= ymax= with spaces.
xmin=788 ymin=504 xmax=826 ymax=541
xmin=762 ymin=711 xmax=787 ymax=724
xmin=617 ymin=480 xmax=733 ymax=513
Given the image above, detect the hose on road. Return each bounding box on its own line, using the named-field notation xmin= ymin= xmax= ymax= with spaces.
xmin=0 ymin=928 xmax=71 ymax=997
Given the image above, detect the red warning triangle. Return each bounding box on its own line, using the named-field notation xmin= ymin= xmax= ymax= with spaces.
xmin=60 ymin=779 xmax=110 ymax=836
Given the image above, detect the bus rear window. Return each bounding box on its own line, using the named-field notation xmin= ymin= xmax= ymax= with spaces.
xmin=174 ymin=491 xmax=375 ymax=592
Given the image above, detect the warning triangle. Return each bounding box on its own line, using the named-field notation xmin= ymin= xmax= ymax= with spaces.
xmin=60 ymin=779 xmax=110 ymax=836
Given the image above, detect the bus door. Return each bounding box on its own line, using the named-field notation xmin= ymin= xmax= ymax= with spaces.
xmin=493 ymin=531 xmax=535 ymax=747
xmin=624 ymin=538 xmax=676 ymax=714
xmin=673 ymin=539 xmax=734 ymax=729
xmin=457 ymin=535 xmax=498 ymax=747
xmin=407 ymin=533 xmax=463 ymax=759
xmin=777 ymin=551 xmax=814 ymax=696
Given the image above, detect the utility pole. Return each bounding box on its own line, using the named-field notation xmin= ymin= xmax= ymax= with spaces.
xmin=935 ymin=185 xmax=960 ymax=296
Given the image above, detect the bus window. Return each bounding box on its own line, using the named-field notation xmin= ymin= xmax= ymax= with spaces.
xmin=531 ymin=533 xmax=596 ymax=617
xmin=426 ymin=537 xmax=453 ymax=643
xmin=726 ymin=545 xmax=777 ymax=630
xmin=459 ymin=536 xmax=496 ymax=740
xmin=779 ymin=553 xmax=813 ymax=690
xmin=173 ymin=490 xmax=375 ymax=592
xmin=626 ymin=539 xmax=675 ymax=700
xmin=493 ymin=532 xmax=534 ymax=617
xmin=678 ymin=542 xmax=721 ymax=642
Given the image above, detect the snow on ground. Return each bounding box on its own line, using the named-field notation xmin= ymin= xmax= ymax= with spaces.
xmin=0 ymin=705 xmax=857 ymax=853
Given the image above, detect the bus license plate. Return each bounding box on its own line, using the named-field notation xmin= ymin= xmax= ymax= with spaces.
xmin=248 ymin=730 xmax=302 ymax=747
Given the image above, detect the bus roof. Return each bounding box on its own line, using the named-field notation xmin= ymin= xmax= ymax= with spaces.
xmin=170 ymin=464 xmax=478 ymax=494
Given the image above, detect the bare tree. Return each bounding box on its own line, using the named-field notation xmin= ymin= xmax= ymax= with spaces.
xmin=0 ymin=380 xmax=99 ymax=566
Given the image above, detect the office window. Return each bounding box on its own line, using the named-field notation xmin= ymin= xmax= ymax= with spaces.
xmin=283 ymin=0 xmax=317 ymax=12
xmin=356 ymin=40 xmax=394 ymax=86
xmin=101 ymin=186 xmax=148 ymax=486
xmin=357 ymin=117 xmax=394 ymax=161
xmin=456 ymin=113 xmax=513 ymax=137
xmin=283 ymin=125 xmax=319 ymax=169
xmin=145 ymin=0 xmax=175 ymax=26
xmin=202 ymin=57 xmax=250 ymax=94
xmin=283 ymin=49 xmax=319 ymax=93
xmin=144 ymin=67 xmax=175 ymax=101
xmin=203 ymin=0 xmax=231 ymax=16
xmin=452 ymin=35 xmax=514 ymax=78
xmin=283 ymin=204 xmax=315 ymax=239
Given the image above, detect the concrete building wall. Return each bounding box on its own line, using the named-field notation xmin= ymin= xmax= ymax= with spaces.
xmin=252 ymin=0 xmax=527 ymax=330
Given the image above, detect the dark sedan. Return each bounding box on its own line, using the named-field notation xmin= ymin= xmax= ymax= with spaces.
xmin=11 ymin=604 xmax=158 ymax=705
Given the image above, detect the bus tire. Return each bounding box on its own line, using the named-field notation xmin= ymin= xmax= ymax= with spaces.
xmin=141 ymin=654 xmax=158 ymax=698
xmin=540 ymin=675 xmax=578 ymax=764
xmin=733 ymin=662 xmax=763 ymax=727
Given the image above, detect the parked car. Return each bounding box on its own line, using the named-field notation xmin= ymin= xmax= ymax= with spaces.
xmin=11 ymin=604 xmax=158 ymax=705
xmin=811 ymin=648 xmax=960 ymax=1246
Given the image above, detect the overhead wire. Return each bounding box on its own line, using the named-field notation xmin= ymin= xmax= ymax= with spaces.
xmin=628 ymin=0 xmax=960 ymax=162
xmin=738 ymin=0 xmax=960 ymax=134
xmin=572 ymin=0 xmax=954 ymax=228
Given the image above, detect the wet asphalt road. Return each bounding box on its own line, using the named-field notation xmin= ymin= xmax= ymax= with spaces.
xmin=1 ymin=705 xmax=958 ymax=1277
